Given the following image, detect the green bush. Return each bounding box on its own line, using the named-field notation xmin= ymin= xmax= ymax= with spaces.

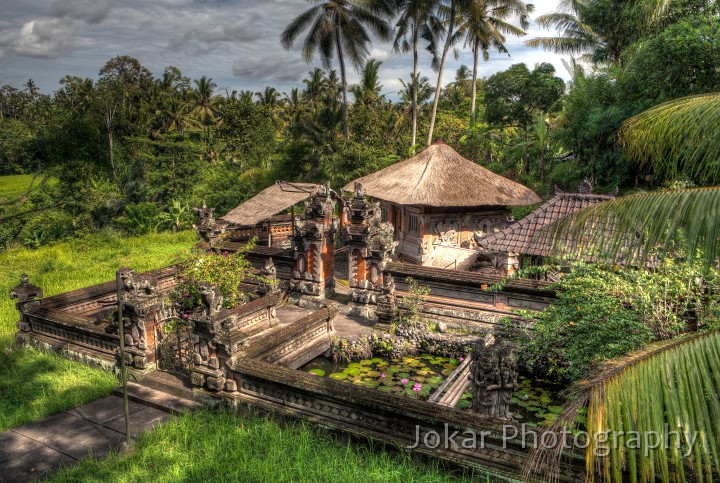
xmin=115 ymin=202 xmax=163 ymax=235
xmin=515 ymin=267 xmax=653 ymax=381
xmin=18 ymin=209 xmax=79 ymax=248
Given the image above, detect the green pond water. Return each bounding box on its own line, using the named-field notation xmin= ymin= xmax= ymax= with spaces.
xmin=301 ymin=355 xmax=575 ymax=426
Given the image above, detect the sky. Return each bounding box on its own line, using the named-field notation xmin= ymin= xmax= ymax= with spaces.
xmin=0 ymin=0 xmax=569 ymax=99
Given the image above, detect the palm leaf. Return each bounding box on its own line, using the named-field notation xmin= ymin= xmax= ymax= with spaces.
xmin=539 ymin=187 xmax=720 ymax=268
xmin=526 ymin=330 xmax=720 ymax=483
xmin=619 ymin=93 xmax=720 ymax=186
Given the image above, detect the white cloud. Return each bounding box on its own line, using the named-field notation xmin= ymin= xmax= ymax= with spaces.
xmin=0 ymin=18 xmax=75 ymax=59
xmin=51 ymin=0 xmax=111 ymax=24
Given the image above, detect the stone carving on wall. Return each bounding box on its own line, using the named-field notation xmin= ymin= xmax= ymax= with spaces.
xmin=432 ymin=219 xmax=459 ymax=245
xmin=469 ymin=333 xmax=517 ymax=420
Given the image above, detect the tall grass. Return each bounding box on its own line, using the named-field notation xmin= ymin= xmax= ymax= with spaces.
xmin=0 ymin=230 xmax=197 ymax=430
xmin=48 ymin=410 xmax=487 ymax=483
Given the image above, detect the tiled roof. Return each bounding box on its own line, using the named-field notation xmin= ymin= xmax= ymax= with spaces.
xmin=477 ymin=191 xmax=614 ymax=256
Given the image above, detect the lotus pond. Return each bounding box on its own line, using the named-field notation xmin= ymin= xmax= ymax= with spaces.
xmin=301 ymin=355 xmax=571 ymax=425
xmin=301 ymin=354 xmax=464 ymax=402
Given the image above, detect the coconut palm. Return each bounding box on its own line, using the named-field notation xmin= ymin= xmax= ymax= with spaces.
xmin=524 ymin=0 xmax=672 ymax=63
xmin=426 ymin=0 xmax=462 ymax=145
xmin=527 ymin=92 xmax=720 ymax=483
xmin=393 ymin=0 xmax=441 ymax=148
xmin=280 ymin=0 xmax=394 ymax=139
xmin=545 ymin=93 xmax=720 ymax=267
xmin=395 ymin=73 xmax=433 ymax=135
xmin=455 ymin=0 xmax=532 ymax=124
xmin=189 ymin=76 xmax=218 ymax=128
xmin=350 ymin=59 xmax=384 ymax=105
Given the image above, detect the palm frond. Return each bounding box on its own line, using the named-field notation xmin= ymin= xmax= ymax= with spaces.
xmin=540 ymin=187 xmax=720 ymax=269
xmin=523 ymin=36 xmax=597 ymax=55
xmin=619 ymin=93 xmax=720 ymax=186
xmin=527 ymin=330 xmax=720 ymax=483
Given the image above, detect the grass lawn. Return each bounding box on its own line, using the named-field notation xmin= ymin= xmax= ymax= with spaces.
xmin=48 ymin=411 xmax=484 ymax=483
xmin=0 ymin=173 xmax=56 ymax=200
xmin=0 ymin=230 xmax=197 ymax=431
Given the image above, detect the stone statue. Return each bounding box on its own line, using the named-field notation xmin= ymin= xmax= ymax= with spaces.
xmin=354 ymin=182 xmax=366 ymax=198
xmin=469 ymin=334 xmax=517 ymax=420
xmin=198 ymin=282 xmax=223 ymax=317
xmin=118 ymin=267 xmax=158 ymax=299
xmin=263 ymin=257 xmax=277 ymax=278
xmin=10 ymin=274 xmax=43 ymax=303
xmin=193 ymin=201 xmax=227 ymax=242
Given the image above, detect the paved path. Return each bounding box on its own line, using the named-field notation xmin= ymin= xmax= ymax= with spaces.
xmin=0 ymin=382 xmax=200 ymax=482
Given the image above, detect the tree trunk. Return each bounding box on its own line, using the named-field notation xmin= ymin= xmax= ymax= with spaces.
xmin=411 ymin=26 xmax=419 ymax=148
xmin=335 ymin=27 xmax=350 ymax=140
xmin=470 ymin=39 xmax=479 ymax=125
xmin=427 ymin=1 xmax=456 ymax=146
xmin=524 ymin=128 xmax=529 ymax=175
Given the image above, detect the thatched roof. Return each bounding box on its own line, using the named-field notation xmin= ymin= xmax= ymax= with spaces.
xmin=221 ymin=181 xmax=319 ymax=227
xmin=477 ymin=190 xmax=615 ymax=256
xmin=343 ymin=141 xmax=540 ymax=207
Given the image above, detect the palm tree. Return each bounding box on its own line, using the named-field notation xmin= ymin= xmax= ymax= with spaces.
xmin=350 ymin=59 xmax=384 ymax=105
xmin=528 ymin=93 xmax=720 ymax=483
xmin=547 ymin=93 xmax=720 ymax=266
xmin=280 ymin=0 xmax=394 ymax=139
xmin=395 ymin=73 xmax=433 ymax=135
xmin=393 ymin=0 xmax=441 ymax=148
xmin=524 ymin=0 xmax=671 ymax=63
xmin=426 ymin=0 xmax=460 ymax=146
xmin=189 ymin=76 xmax=218 ymax=128
xmin=455 ymin=0 xmax=532 ymax=124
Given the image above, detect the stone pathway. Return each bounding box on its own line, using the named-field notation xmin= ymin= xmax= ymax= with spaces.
xmin=0 ymin=382 xmax=200 ymax=482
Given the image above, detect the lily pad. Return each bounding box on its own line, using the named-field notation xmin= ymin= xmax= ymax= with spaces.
xmin=359 ymin=360 xmax=373 ymax=366
xmin=343 ymin=368 xmax=361 ymax=376
xmin=441 ymin=368 xmax=455 ymax=376
xmin=329 ymin=373 xmax=348 ymax=381
xmin=367 ymin=371 xmax=381 ymax=377
xmin=456 ymin=400 xmax=471 ymax=409
xmin=308 ymin=369 xmax=325 ymax=376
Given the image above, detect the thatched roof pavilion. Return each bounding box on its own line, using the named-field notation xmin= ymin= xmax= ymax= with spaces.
xmin=343 ymin=141 xmax=540 ymax=207
xmin=222 ymin=181 xmax=319 ymax=227
xmin=343 ymin=141 xmax=540 ymax=266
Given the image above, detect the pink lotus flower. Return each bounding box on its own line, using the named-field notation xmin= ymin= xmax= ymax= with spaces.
xmin=401 ymin=378 xmax=409 ymax=384
xmin=380 ymin=373 xmax=386 ymax=378
xmin=412 ymin=383 xmax=422 ymax=392
xmin=182 ymin=313 xmax=189 ymax=319
xmin=458 ymin=357 xmax=464 ymax=362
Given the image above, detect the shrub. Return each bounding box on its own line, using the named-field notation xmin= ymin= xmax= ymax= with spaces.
xmin=170 ymin=240 xmax=256 ymax=314
xmin=18 ymin=209 xmax=79 ymax=248
xmin=115 ymin=202 xmax=164 ymax=235
xmin=514 ymin=267 xmax=653 ymax=381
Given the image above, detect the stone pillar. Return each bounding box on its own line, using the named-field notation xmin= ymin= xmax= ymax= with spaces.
xmin=10 ymin=274 xmax=43 ymax=334
xmin=341 ymin=183 xmax=397 ymax=316
xmin=117 ymin=267 xmax=165 ymax=370
xmin=290 ymin=184 xmax=336 ymax=301
xmin=469 ymin=334 xmax=517 ymax=420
